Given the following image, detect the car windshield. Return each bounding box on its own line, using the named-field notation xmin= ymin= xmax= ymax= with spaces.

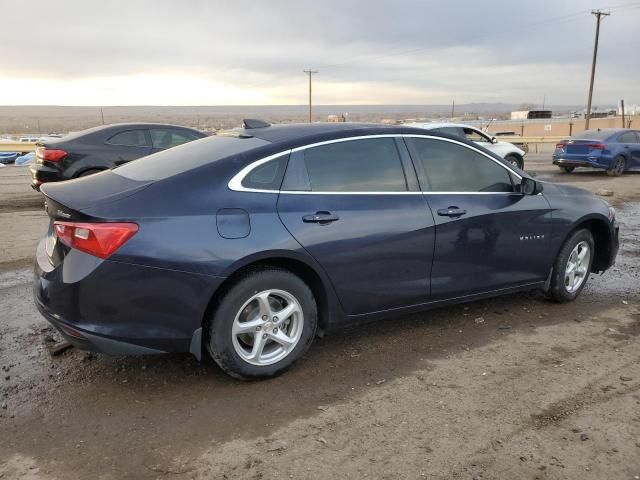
xmin=114 ymin=135 xmax=270 ymax=181
xmin=572 ymin=130 xmax=614 ymax=140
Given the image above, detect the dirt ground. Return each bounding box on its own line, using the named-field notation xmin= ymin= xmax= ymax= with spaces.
xmin=0 ymin=154 xmax=639 ymax=480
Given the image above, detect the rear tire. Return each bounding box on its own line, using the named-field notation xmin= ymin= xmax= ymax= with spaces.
xmin=559 ymin=166 xmax=575 ymax=173
xmin=206 ymin=269 xmax=317 ymax=380
xmin=546 ymin=229 xmax=594 ymax=303
xmin=505 ymin=154 xmax=523 ymax=169
xmin=606 ymin=156 xmax=625 ymax=177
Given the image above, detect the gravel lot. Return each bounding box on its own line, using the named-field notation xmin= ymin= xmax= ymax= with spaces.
xmin=1 ymin=154 xmax=639 ymax=479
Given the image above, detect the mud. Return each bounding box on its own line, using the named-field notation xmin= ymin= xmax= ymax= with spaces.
xmin=0 ymin=157 xmax=639 ymax=479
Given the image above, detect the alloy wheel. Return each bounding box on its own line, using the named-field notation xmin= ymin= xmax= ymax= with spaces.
xmin=564 ymin=241 xmax=590 ymax=293
xmin=231 ymin=289 xmax=304 ymax=366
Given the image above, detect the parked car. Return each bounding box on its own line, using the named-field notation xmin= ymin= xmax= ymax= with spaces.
xmin=553 ymin=128 xmax=640 ymax=176
xmin=29 ymin=123 xmax=206 ymax=190
xmin=0 ymin=152 xmax=19 ymax=165
xmin=406 ymin=122 xmax=527 ymax=168
xmin=34 ymin=122 xmax=619 ymax=379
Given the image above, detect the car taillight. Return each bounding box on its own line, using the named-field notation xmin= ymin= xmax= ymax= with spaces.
xmin=555 ymin=142 xmax=567 ymax=149
xmin=36 ymin=147 xmax=67 ymax=162
xmin=53 ymin=221 xmax=138 ymax=259
xmin=587 ymin=143 xmax=605 ymax=150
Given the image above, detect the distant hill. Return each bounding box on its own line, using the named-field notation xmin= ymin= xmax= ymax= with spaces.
xmin=0 ymin=104 xmax=590 ymax=134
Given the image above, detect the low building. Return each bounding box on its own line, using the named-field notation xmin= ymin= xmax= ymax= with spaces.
xmin=511 ymin=110 xmax=553 ymax=120
xmin=327 ymin=114 xmax=347 ymax=123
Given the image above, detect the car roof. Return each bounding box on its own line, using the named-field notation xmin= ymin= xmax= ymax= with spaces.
xmin=234 ymin=122 xmax=453 ymax=150
xmin=405 ymin=122 xmax=479 ymax=130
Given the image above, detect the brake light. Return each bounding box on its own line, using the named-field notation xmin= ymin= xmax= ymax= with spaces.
xmin=587 ymin=143 xmax=605 ymax=150
xmin=53 ymin=221 xmax=138 ymax=259
xmin=555 ymin=142 xmax=567 ymax=149
xmin=36 ymin=147 xmax=67 ymax=162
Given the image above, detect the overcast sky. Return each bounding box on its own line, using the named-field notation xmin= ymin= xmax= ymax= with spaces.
xmin=0 ymin=0 xmax=637 ymax=106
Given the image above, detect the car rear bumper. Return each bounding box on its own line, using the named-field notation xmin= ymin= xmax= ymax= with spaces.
xmin=33 ymin=236 xmax=224 ymax=356
xmin=552 ymin=153 xmax=613 ymax=170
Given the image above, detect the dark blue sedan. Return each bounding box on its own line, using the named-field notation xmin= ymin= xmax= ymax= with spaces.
xmin=553 ymin=128 xmax=640 ymax=176
xmin=34 ymin=122 xmax=619 ymax=379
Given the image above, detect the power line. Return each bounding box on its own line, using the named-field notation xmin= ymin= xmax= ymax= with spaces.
xmin=303 ymin=69 xmax=318 ymax=123
xmin=585 ymin=9 xmax=610 ymax=129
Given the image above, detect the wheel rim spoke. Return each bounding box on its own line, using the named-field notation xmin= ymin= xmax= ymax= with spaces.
xmin=255 ymin=292 xmax=274 ymax=318
xmin=564 ymin=241 xmax=590 ymax=293
xmin=233 ymin=317 xmax=264 ymax=335
xmin=249 ymin=333 xmax=267 ymax=360
xmin=275 ymin=302 xmax=300 ymax=322
xmin=269 ymin=329 xmax=296 ymax=349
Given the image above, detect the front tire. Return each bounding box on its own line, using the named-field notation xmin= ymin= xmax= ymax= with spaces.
xmin=546 ymin=229 xmax=594 ymax=303
xmin=206 ymin=269 xmax=317 ymax=380
xmin=606 ymin=156 xmax=625 ymax=177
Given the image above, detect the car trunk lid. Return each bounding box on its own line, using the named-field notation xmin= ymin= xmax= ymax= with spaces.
xmin=40 ymin=170 xmax=151 ymax=266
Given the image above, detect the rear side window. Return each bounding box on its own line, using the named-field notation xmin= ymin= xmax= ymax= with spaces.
xmin=106 ymin=130 xmax=149 ymax=147
xmin=618 ymin=131 xmax=639 ymax=143
xmin=150 ymin=129 xmax=201 ymax=149
xmin=241 ymin=154 xmax=289 ymax=190
xmin=302 ymin=138 xmax=407 ymax=192
xmin=408 ymin=138 xmax=513 ymax=193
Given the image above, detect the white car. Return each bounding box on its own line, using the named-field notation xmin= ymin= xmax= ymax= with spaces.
xmin=406 ymin=122 xmax=526 ymax=169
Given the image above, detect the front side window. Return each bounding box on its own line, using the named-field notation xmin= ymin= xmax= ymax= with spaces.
xmin=408 ymin=138 xmax=513 ymax=193
xmin=106 ymin=130 xmax=149 ymax=147
xmin=150 ymin=129 xmax=201 ymax=149
xmin=302 ymin=138 xmax=407 ymax=192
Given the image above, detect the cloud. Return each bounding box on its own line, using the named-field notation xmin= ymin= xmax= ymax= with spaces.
xmin=0 ymin=0 xmax=637 ymax=105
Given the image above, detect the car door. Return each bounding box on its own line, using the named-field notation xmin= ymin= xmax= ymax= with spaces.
xmin=150 ymin=128 xmax=202 ymax=153
xmin=405 ymin=135 xmax=552 ymax=300
xmin=276 ymin=136 xmax=435 ymax=316
xmin=618 ymin=131 xmax=640 ymax=169
xmin=104 ymin=129 xmax=152 ymax=166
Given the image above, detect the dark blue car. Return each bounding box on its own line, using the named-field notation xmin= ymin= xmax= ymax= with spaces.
xmin=34 ymin=122 xmax=619 ymax=379
xmin=553 ymin=128 xmax=640 ymax=176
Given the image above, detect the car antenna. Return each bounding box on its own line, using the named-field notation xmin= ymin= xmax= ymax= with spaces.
xmin=243 ymin=119 xmax=271 ymax=129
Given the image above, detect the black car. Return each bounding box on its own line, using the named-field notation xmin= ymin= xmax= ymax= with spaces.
xmin=29 ymin=123 xmax=206 ymax=190
xmin=34 ymin=122 xmax=619 ymax=380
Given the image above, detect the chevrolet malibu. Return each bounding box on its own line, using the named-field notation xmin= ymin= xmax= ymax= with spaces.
xmin=34 ymin=122 xmax=619 ymax=379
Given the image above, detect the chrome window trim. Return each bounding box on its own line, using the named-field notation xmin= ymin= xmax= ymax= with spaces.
xmin=227 ymin=134 xmax=522 ymax=194
xmin=228 ymin=150 xmax=292 ymax=193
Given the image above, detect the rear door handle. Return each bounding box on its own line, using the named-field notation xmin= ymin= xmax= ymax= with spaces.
xmin=302 ymin=212 xmax=339 ymax=224
xmin=437 ymin=207 xmax=467 ymax=217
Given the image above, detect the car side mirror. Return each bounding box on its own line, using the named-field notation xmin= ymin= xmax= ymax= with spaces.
xmin=491 ymin=136 xmax=498 ymax=144
xmin=521 ymin=177 xmax=543 ymax=195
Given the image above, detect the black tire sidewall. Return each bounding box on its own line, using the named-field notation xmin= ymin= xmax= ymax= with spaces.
xmin=548 ymin=229 xmax=594 ymax=302
xmin=607 ymin=156 xmax=625 ymax=176
xmin=207 ymin=269 xmax=317 ymax=379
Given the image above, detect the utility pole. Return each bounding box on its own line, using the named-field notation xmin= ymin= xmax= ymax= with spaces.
xmin=620 ymin=99 xmax=625 ymax=128
xmin=304 ymin=69 xmax=318 ymax=123
xmin=451 ymin=99 xmax=455 ymax=119
xmin=100 ymin=107 xmax=105 ymax=125
xmin=585 ymin=9 xmax=610 ymax=130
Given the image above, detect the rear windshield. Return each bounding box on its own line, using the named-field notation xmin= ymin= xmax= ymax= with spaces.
xmin=113 ymin=135 xmax=269 ymax=181
xmin=571 ymin=130 xmax=615 ymax=140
